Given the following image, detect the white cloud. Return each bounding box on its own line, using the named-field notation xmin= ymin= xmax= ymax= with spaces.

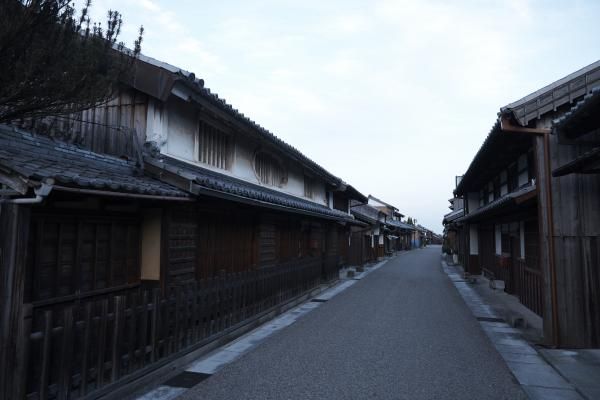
xmin=77 ymin=0 xmax=600 ymax=232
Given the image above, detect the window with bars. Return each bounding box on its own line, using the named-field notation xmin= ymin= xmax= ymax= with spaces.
xmin=197 ymin=121 xmax=231 ymax=170
xmin=255 ymin=152 xmax=285 ymax=187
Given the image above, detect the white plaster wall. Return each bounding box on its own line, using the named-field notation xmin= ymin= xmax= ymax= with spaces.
xmin=145 ymin=98 xmax=168 ymax=147
xmin=285 ymin=167 xmax=304 ymax=197
xmin=469 ymin=225 xmax=479 ymax=255
xmin=467 ymin=192 xmax=479 ymax=212
xmin=368 ymin=197 xmax=385 ymax=207
xmin=165 ymin=99 xmax=197 ymax=161
xmin=161 ymin=96 xmax=331 ymax=206
xmin=520 ymin=221 xmax=525 ymax=258
xmin=454 ymin=197 xmax=464 ymax=210
xmin=231 ymin=136 xmax=259 ymax=182
xmin=495 ymin=225 xmax=501 ymax=255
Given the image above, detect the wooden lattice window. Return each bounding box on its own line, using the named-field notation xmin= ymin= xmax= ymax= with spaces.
xmin=197 ymin=121 xmax=231 ymax=169
xmin=255 ymin=152 xmax=285 ymax=187
xmin=27 ymin=214 xmax=140 ymax=302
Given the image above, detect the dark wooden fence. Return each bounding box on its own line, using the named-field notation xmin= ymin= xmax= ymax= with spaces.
xmin=348 ymin=232 xmax=371 ymax=267
xmin=491 ymin=255 xmax=543 ymax=317
xmin=21 ymin=257 xmax=323 ymax=400
xmin=514 ymin=259 xmax=544 ymax=317
xmin=322 ymin=255 xmax=340 ymax=283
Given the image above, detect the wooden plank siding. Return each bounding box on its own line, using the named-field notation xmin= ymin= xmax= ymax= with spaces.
xmin=538 ymin=132 xmax=600 ymax=347
xmin=15 ymin=87 xmax=148 ymax=160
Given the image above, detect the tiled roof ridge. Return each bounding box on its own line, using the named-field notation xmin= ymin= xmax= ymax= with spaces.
xmin=0 ymin=124 xmax=135 ymax=168
xmin=552 ymin=86 xmax=600 ymax=129
xmin=501 ymin=60 xmax=600 ymax=112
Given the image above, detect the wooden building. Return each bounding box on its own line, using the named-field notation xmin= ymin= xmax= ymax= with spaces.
xmin=0 ymin=53 xmax=368 ymax=399
xmin=442 ymin=194 xmax=465 ymax=262
xmin=366 ymin=195 xmax=414 ymax=253
xmin=450 ymin=60 xmax=600 ymax=348
xmin=349 ymin=203 xmax=386 ymax=263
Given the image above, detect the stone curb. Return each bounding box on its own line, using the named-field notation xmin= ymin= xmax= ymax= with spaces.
xmin=441 ymin=259 xmax=585 ymax=400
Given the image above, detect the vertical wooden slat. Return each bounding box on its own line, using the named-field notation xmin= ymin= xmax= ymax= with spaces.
xmin=0 ymin=205 xmax=31 ymax=399
xmin=111 ymin=296 xmax=124 ymax=382
xmin=15 ymin=304 xmax=32 ymax=400
xmin=57 ymin=307 xmax=74 ymax=400
xmin=138 ymin=291 xmax=149 ymax=369
xmin=80 ymin=302 xmax=92 ymax=396
xmin=149 ymin=289 xmax=160 ymax=363
xmin=39 ymin=310 xmax=53 ymax=400
xmin=126 ymin=294 xmax=137 ymax=374
xmin=96 ymin=299 xmax=108 ymax=388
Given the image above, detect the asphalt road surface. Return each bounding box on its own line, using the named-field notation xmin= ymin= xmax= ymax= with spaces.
xmin=179 ymin=246 xmax=526 ymax=400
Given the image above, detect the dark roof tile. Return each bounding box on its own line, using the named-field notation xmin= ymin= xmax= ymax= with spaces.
xmin=146 ymin=155 xmax=355 ymax=222
xmin=0 ymin=125 xmax=188 ymax=198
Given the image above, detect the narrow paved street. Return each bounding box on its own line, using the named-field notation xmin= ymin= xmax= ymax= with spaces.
xmin=179 ymin=247 xmax=526 ymax=400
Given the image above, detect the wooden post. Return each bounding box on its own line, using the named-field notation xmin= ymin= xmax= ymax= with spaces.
xmin=0 ymin=203 xmax=31 ymax=399
xmin=534 ymin=135 xmax=558 ymax=346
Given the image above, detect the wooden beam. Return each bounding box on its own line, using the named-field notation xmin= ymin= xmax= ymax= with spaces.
xmin=500 ymin=114 xmax=551 ymax=135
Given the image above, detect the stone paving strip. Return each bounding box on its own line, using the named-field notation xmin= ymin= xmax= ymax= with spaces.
xmin=441 ymin=260 xmax=585 ymax=400
xmin=135 ymin=258 xmax=392 ymax=400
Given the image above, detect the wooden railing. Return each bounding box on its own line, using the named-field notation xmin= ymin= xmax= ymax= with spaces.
xmin=21 ymin=257 xmax=323 ymax=400
xmin=516 ymin=259 xmax=544 ymax=317
xmin=492 ymin=255 xmax=511 ymax=286
xmin=492 ymin=256 xmax=543 ymax=317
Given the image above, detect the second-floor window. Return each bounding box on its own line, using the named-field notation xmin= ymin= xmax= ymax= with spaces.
xmin=255 ymin=152 xmax=285 ymax=187
xmin=197 ymin=121 xmax=231 ymax=170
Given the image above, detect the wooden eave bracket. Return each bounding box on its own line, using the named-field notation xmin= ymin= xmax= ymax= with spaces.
xmin=500 ymin=114 xmax=551 ymax=135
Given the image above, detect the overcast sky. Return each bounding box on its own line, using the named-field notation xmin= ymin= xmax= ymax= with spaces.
xmin=88 ymin=0 xmax=600 ymax=233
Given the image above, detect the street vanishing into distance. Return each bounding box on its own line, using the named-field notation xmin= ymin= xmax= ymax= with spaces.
xmin=171 ymin=247 xmax=526 ymax=400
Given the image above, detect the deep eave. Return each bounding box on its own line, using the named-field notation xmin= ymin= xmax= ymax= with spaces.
xmin=553 ymin=147 xmax=600 ymax=177
xmin=454 ymin=120 xmax=533 ymax=196
xmin=442 ymin=209 xmax=464 ymax=225
xmin=144 ymin=155 xmax=356 ymax=223
xmin=456 ymin=185 xmax=537 ymax=224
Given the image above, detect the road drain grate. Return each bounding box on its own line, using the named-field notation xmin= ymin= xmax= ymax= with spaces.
xmin=164 ymin=371 xmax=212 ymax=388
xmin=476 ymin=316 xmax=505 ymax=323
xmin=311 ymin=298 xmax=328 ymax=303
